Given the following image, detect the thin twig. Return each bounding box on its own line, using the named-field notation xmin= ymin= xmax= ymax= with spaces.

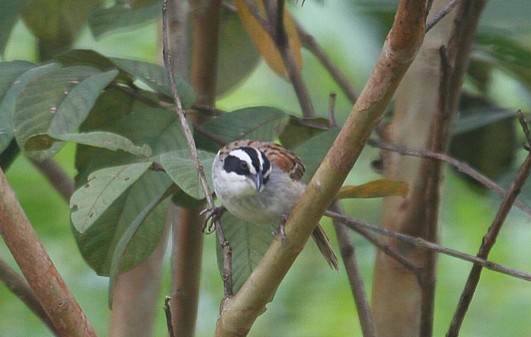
xmin=446 ymin=111 xmax=531 ymax=337
xmin=296 ymin=22 xmax=359 ymax=103
xmin=162 ymin=0 xmax=233 ymax=297
xmin=426 ymin=0 xmax=461 ymax=32
xmin=243 ymin=0 xmax=315 ymax=117
xmin=164 ymin=297 xmax=176 ymax=337
xmin=162 ymin=1 xmax=213 ymax=209
xmin=31 ymin=159 xmax=74 ymax=202
xmin=326 ymin=211 xmax=531 ymax=283
xmin=330 ymin=203 xmax=376 ymax=337
xmin=368 ymin=138 xmax=531 ymax=216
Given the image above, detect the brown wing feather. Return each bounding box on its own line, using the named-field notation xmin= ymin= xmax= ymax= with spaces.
xmin=218 ymin=140 xmax=305 ymax=180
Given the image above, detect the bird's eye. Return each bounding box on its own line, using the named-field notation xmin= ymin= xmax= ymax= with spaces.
xmin=240 ymin=161 xmax=249 ymax=171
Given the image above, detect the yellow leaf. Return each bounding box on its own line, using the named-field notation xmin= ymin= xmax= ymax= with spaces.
xmin=235 ymin=0 xmax=303 ymax=77
xmin=337 ymin=179 xmax=409 ymax=199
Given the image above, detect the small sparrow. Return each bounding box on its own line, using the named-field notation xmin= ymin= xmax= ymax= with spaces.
xmin=211 ymin=139 xmax=339 ymax=270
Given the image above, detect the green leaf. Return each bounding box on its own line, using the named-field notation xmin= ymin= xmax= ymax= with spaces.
xmin=0 ymin=61 xmax=36 ymax=154
xmin=159 ymin=149 xmax=215 ymax=200
xmin=196 ymin=106 xmax=290 ymax=151
xmin=215 ymin=7 xmax=260 ymax=95
xmin=216 ymin=212 xmax=277 ymax=294
xmin=474 ymin=34 xmax=531 ymax=90
xmin=73 ymin=108 xmax=187 ymax=275
xmin=70 ymin=161 xmax=153 ymax=233
xmin=56 ymin=131 xmax=152 ymax=158
xmin=453 ymin=106 xmax=515 ymax=135
xmin=279 ymin=116 xmax=330 ymax=149
xmin=13 ymin=65 xmax=118 ymax=160
xmin=54 ymin=49 xmax=132 ymax=83
xmin=89 ymin=1 xmax=162 ymax=39
xmin=294 ymin=129 xmax=339 ymax=183
xmin=108 ymin=186 xmax=170 ymax=308
xmin=73 ymin=170 xmax=171 ymax=275
xmin=22 ymin=0 xmax=100 ymax=50
xmin=0 ymin=0 xmax=29 ymax=55
xmin=110 ymin=58 xmax=196 ymax=106
xmin=337 ymin=179 xmax=409 ymax=199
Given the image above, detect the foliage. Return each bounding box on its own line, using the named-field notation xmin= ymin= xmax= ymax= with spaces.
xmin=1 ymin=0 xmax=531 ymax=336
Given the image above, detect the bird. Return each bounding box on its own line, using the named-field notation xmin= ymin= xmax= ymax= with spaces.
xmin=211 ymin=139 xmax=339 ymax=270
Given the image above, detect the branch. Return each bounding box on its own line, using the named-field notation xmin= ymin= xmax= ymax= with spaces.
xmin=0 ymin=169 xmax=97 ymax=337
xmin=330 ymin=202 xmax=376 ymax=337
xmin=296 ymin=23 xmax=359 ymax=103
xmin=244 ymin=0 xmax=315 ymax=117
xmin=368 ymin=138 xmax=531 ymax=216
xmin=0 ymin=258 xmax=57 ymax=335
xmin=214 ymin=1 xmax=429 ymax=336
xmin=31 ymin=158 xmax=74 ymax=202
xmin=426 ymin=0 xmax=461 ymax=32
xmin=447 ymin=110 xmax=531 ymax=337
xmin=326 ymin=212 xmax=531 ymax=283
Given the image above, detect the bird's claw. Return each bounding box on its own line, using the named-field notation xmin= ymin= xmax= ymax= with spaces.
xmin=201 ymin=206 xmax=225 ymax=234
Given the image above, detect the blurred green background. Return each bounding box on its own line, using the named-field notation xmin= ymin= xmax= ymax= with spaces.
xmin=2 ymin=1 xmax=531 ymax=336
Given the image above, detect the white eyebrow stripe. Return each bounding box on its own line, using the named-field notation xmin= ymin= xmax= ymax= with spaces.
xmin=229 ymin=149 xmax=258 ymax=175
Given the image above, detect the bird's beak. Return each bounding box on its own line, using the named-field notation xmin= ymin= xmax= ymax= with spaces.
xmin=252 ymin=171 xmax=264 ymax=192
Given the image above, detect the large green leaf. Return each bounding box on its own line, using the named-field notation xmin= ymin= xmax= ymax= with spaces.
xmin=73 ymin=108 xmax=188 ymax=275
xmin=57 ymin=132 xmax=152 ymax=158
xmin=88 ymin=0 xmax=162 ymax=38
xmin=12 ymin=65 xmax=118 ymax=160
xmin=196 ymin=106 xmax=290 ymax=151
xmin=294 ymin=129 xmax=339 ymax=183
xmin=159 ymin=149 xmax=215 ymax=200
xmin=108 ymin=185 xmax=170 ymax=307
xmin=0 ymin=61 xmax=36 ymax=154
xmin=22 ymin=0 xmax=100 ymax=51
xmin=110 ymin=57 xmax=196 ymax=106
xmin=216 ymin=212 xmax=277 ymax=294
xmin=71 ymin=161 xmax=153 ymax=233
xmin=0 ymin=0 xmax=29 ymax=55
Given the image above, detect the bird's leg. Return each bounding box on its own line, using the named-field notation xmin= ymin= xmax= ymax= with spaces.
xmin=273 ymin=215 xmax=288 ymax=245
xmin=200 ymin=206 xmax=226 ymax=233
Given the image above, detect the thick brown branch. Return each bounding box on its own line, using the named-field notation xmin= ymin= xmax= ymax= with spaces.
xmin=214 ymin=1 xmax=428 ymax=336
xmin=0 ymin=169 xmax=97 ymax=337
xmin=0 ymin=258 xmax=57 ymax=335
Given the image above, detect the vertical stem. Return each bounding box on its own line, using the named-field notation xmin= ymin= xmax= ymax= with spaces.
xmin=170 ymin=207 xmax=205 ymax=337
xmin=167 ymin=0 xmax=221 ymax=335
xmin=331 ymin=202 xmax=376 ymax=337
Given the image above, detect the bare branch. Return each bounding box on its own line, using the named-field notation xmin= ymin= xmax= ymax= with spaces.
xmin=326 ymin=212 xmax=531 ymax=283
xmin=0 ymin=169 xmax=97 ymax=337
xmin=426 ymin=0 xmax=461 ymax=32
xmin=31 ymin=158 xmax=74 ymax=202
xmin=368 ymin=138 xmax=531 ymax=217
xmin=0 ymin=258 xmax=57 ymax=335
xmin=214 ymin=1 xmax=429 ymax=335
xmin=330 ymin=202 xmax=376 ymax=337
xmin=296 ymin=23 xmax=359 ymax=103
xmin=447 ymin=111 xmax=531 ymax=337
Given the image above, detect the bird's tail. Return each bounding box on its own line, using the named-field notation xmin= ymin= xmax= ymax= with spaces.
xmin=311 ymin=225 xmax=339 ymax=270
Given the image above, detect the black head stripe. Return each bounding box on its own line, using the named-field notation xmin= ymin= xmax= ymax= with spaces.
xmin=224 ymin=147 xmax=271 ymax=185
